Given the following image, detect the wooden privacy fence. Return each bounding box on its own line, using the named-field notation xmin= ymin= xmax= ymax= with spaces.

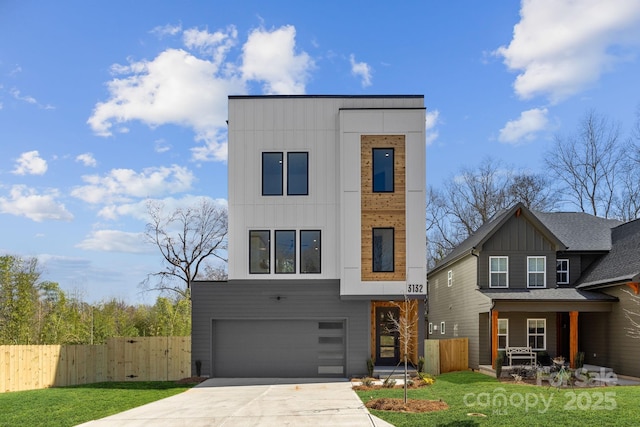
xmin=0 ymin=336 xmax=190 ymax=393
xmin=424 ymin=338 xmax=468 ymax=375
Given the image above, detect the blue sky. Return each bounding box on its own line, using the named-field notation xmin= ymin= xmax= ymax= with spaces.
xmin=1 ymin=1 xmax=640 ymax=303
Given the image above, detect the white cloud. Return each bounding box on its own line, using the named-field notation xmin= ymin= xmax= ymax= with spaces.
xmin=10 ymin=88 xmax=36 ymax=104
xmin=0 ymin=185 xmax=73 ymax=222
xmin=12 ymin=150 xmax=48 ymax=175
xmin=154 ymin=139 xmax=171 ymax=153
xmin=76 ymin=153 xmax=97 ymax=167
xmin=183 ymin=26 xmax=237 ymax=64
xmin=76 ymin=229 xmax=150 ymax=253
xmin=425 ymin=110 xmax=441 ymax=146
xmin=349 ymin=54 xmax=372 ymax=87
xmin=150 ymin=23 xmax=182 ymax=38
xmin=495 ymin=0 xmax=640 ymax=102
xmin=71 ymin=165 xmax=195 ymax=204
xmin=241 ymin=25 xmax=314 ymax=94
xmin=498 ymin=107 xmax=549 ymax=144
xmin=97 ymin=195 xmax=227 ymax=221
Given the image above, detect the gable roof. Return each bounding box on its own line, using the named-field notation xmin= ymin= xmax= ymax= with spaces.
xmin=428 ymin=203 xmax=565 ymax=275
xmin=577 ymin=218 xmax=640 ymax=289
xmin=531 ymin=211 xmax=622 ymax=251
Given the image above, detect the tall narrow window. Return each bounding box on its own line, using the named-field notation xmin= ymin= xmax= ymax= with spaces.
xmin=372 ymin=228 xmax=394 ymax=272
xmin=287 ymin=152 xmax=308 ymax=195
xmin=447 ymin=270 xmax=453 ymax=287
xmin=527 ymin=319 xmax=546 ymax=350
xmin=300 ymin=230 xmax=321 ymax=273
xmin=275 ymin=230 xmax=296 ymax=274
xmin=489 ymin=256 xmax=508 ymax=288
xmin=372 ymin=148 xmax=394 ymax=192
xmin=249 ymin=230 xmax=270 ymax=274
xmin=527 ymin=256 xmax=546 ymax=288
xmin=497 ymin=318 xmax=509 ymax=350
xmin=557 ymin=259 xmax=569 ymax=285
xmin=262 ymin=152 xmax=283 ymax=196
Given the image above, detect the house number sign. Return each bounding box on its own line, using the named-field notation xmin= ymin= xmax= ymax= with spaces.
xmin=407 ymin=283 xmax=425 ymax=294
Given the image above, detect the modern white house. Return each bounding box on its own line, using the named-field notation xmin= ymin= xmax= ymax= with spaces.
xmin=192 ymin=95 xmax=427 ymax=378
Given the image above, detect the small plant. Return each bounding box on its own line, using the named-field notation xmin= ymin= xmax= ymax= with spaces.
xmin=382 ymin=378 xmax=397 ymax=388
xmin=495 ymin=350 xmax=504 ymax=379
xmin=417 ymin=356 xmax=425 ymax=373
xmin=366 ymin=358 xmax=375 ymax=377
xmin=418 ymin=372 xmax=435 ymax=385
xmin=195 ymin=360 xmax=202 ymax=377
xmin=361 ymin=377 xmax=375 ymax=387
xmin=575 ymin=351 xmax=585 ymax=369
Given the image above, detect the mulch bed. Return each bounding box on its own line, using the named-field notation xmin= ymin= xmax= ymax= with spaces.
xmin=176 ymin=376 xmax=208 ymax=384
xmin=366 ymin=397 xmax=448 ymax=413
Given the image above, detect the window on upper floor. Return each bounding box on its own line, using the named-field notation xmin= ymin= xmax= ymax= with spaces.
xmin=372 ymin=148 xmax=394 ymax=192
xmin=440 ymin=321 xmax=446 ymax=335
xmin=447 ymin=270 xmax=453 ymax=287
xmin=527 ymin=256 xmax=546 ymax=288
xmin=300 ymin=230 xmax=321 ymax=274
xmin=428 ymin=322 xmax=433 ymax=334
xmin=527 ymin=318 xmax=546 ymax=350
xmin=497 ymin=318 xmax=509 ymax=350
xmin=287 ymin=152 xmax=308 ymax=196
xmin=249 ymin=230 xmax=270 ymax=273
xmin=262 ymin=152 xmax=283 ymax=196
xmin=489 ymin=256 xmax=508 ymax=288
xmin=372 ymin=228 xmax=394 ymax=272
xmin=557 ymin=259 xmax=569 ymax=285
xmin=275 ymin=230 xmax=296 ymax=274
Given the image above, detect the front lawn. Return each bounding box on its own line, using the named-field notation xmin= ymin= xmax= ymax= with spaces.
xmin=0 ymin=381 xmax=195 ymax=427
xmin=355 ymin=371 xmax=640 ymax=426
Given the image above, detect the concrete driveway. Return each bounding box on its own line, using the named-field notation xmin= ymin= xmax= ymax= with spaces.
xmin=77 ymin=378 xmax=394 ymax=427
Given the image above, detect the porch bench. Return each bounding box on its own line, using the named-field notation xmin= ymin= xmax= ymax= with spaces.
xmin=506 ymin=346 xmax=537 ymax=366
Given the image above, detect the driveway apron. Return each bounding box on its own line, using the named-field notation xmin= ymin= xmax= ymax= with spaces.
xmin=76 ymin=378 xmax=394 ymax=427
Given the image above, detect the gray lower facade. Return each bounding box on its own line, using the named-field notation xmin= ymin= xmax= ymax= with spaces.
xmin=191 ymin=280 xmax=371 ymax=378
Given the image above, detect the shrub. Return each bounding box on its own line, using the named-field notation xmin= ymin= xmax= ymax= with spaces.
xmin=362 ymin=377 xmax=375 ymax=387
xmin=575 ymin=351 xmax=585 ymax=369
xmin=495 ymin=350 xmax=504 ymax=379
xmin=195 ymin=360 xmax=202 ymax=377
xmin=366 ymin=358 xmax=375 ymax=377
xmin=417 ymin=356 xmax=425 ymax=373
xmin=382 ymin=378 xmax=396 ymax=388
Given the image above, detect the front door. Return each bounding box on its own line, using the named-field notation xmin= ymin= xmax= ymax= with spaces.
xmin=376 ymin=306 xmax=400 ymax=365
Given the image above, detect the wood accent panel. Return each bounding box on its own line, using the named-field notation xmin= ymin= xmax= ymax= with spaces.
xmin=627 ymin=282 xmax=639 ymax=295
xmin=569 ymin=311 xmax=578 ymax=368
xmin=491 ymin=310 xmax=499 ymax=368
xmin=361 ymin=135 xmax=406 ymax=281
xmin=370 ymin=300 xmax=418 ymax=364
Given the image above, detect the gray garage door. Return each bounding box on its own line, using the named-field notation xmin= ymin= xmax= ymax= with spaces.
xmin=212 ymin=319 xmax=345 ymax=377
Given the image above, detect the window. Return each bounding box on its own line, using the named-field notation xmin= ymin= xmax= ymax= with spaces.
xmin=489 ymin=256 xmax=508 ymax=288
xmin=497 ymin=319 xmax=509 ymax=350
xmin=428 ymin=322 xmax=433 ymax=334
xmin=557 ymin=259 xmax=569 ymax=285
xmin=262 ymin=152 xmax=283 ymax=196
xmin=372 ymin=148 xmax=394 ymax=192
xmin=300 ymin=230 xmax=321 ymax=273
xmin=287 ymin=152 xmax=308 ymax=195
xmin=275 ymin=230 xmax=296 ymax=274
xmin=527 ymin=256 xmax=546 ymax=288
xmin=447 ymin=270 xmax=453 ymax=287
xmin=372 ymin=228 xmax=394 ymax=272
xmin=527 ymin=319 xmax=546 ymax=350
xmin=249 ymin=230 xmax=270 ymax=274
xmin=440 ymin=321 xmax=446 ymax=335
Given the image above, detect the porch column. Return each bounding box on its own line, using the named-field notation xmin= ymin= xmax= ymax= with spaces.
xmin=569 ymin=311 xmax=579 ymax=368
xmin=491 ymin=310 xmax=499 ymax=367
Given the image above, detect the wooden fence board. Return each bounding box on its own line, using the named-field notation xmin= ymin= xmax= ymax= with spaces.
xmin=0 ymin=337 xmax=191 ymax=393
xmin=424 ymin=338 xmax=468 ymax=374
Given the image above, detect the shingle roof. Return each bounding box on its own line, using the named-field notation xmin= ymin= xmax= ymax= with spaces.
xmin=531 ymin=211 xmax=622 ymax=251
xmin=577 ymin=218 xmax=640 ymax=288
xmin=478 ymin=288 xmax=618 ymax=301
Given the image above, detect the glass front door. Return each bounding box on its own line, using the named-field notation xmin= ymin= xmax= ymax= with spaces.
xmin=376 ymin=306 xmax=400 ymax=365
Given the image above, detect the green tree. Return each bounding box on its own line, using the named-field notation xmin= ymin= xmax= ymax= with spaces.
xmin=0 ymin=255 xmax=40 ymax=344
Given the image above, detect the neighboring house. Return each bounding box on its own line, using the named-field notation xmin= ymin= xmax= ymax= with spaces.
xmin=427 ymin=202 xmax=640 ymax=378
xmin=192 ymin=95 xmax=427 ymax=378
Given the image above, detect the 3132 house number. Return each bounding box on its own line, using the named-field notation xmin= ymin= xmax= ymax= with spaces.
xmin=407 ymin=284 xmax=424 ymax=293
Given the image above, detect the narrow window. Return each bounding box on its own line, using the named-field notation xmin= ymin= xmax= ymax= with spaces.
xmin=489 ymin=256 xmax=508 ymax=288
xmin=497 ymin=318 xmax=509 ymax=350
xmin=300 ymin=230 xmax=321 ymax=273
xmin=557 ymin=259 xmax=569 ymax=285
xmin=275 ymin=230 xmax=296 ymax=274
xmin=440 ymin=321 xmax=446 ymax=335
xmin=249 ymin=230 xmax=270 ymax=274
xmin=428 ymin=322 xmax=433 ymax=334
xmin=447 ymin=270 xmax=453 ymax=287
xmin=262 ymin=152 xmax=283 ymax=196
xmin=527 ymin=318 xmax=546 ymax=350
xmin=287 ymin=152 xmax=308 ymax=195
xmin=527 ymin=256 xmax=546 ymax=288
xmin=372 ymin=148 xmax=394 ymax=192
xmin=372 ymin=228 xmax=394 ymax=272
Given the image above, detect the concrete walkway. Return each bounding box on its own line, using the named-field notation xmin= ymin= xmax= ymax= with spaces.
xmin=77 ymin=378 xmax=394 ymax=427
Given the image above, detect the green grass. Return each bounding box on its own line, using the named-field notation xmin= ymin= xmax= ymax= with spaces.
xmin=0 ymin=381 xmax=195 ymax=427
xmin=356 ymin=371 xmax=640 ymax=426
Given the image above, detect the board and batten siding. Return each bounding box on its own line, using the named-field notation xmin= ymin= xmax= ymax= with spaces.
xmin=191 ymin=279 xmax=370 ymax=378
xmin=427 ymin=254 xmax=490 ymax=369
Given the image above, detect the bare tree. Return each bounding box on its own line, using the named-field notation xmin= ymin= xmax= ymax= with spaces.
xmin=144 ymin=198 xmax=228 ymax=298
xmin=614 ymin=105 xmax=640 ymax=221
xmin=507 ymin=172 xmax=559 ymax=211
xmin=386 ymin=297 xmax=419 ymax=404
xmin=545 ymin=110 xmax=624 ymax=218
xmin=623 ymin=289 xmax=640 ymax=340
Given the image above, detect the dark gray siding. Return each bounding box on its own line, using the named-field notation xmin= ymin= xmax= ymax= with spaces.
xmin=580 ymin=312 xmax=610 ymax=367
xmin=479 ymin=215 xmax=557 ymax=289
xmin=498 ymin=312 xmax=557 ymax=356
xmin=192 ymin=280 xmax=370 ymax=378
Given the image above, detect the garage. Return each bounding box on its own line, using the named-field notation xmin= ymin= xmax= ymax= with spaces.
xmin=212 ymin=319 xmax=346 ymax=377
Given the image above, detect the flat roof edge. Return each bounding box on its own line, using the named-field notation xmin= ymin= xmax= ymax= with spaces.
xmin=229 ymin=94 xmax=424 ymax=99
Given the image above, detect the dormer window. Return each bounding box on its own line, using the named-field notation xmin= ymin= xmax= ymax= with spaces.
xmin=557 ymin=259 xmax=569 ymax=285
